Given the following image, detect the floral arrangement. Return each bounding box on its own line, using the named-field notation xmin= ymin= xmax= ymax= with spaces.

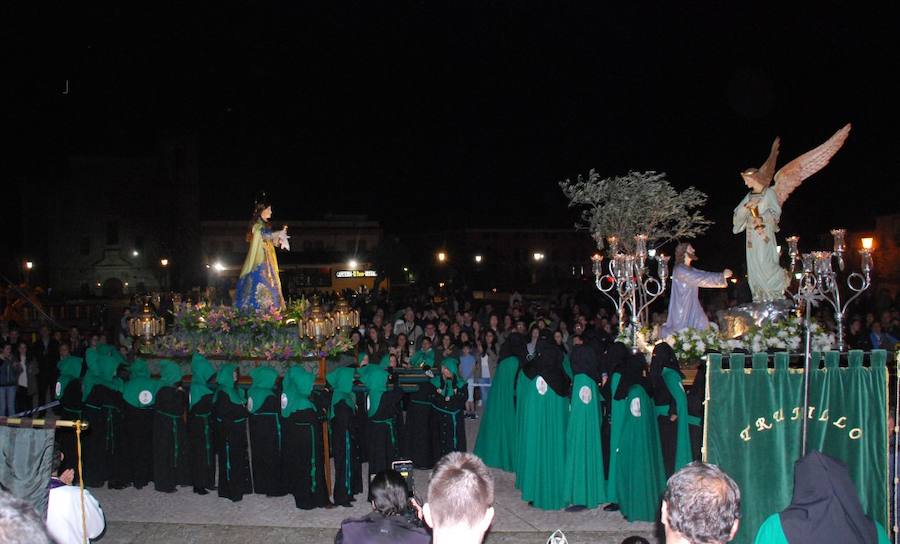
xmin=662 ymin=317 xmax=836 ymax=367
xmin=143 ymin=299 xmax=354 ymax=360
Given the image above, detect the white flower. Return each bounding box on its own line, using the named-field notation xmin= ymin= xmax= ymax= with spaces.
xmin=696 ymin=341 xmax=706 ymax=354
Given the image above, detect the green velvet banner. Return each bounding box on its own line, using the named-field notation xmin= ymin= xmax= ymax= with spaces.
xmin=0 ymin=425 xmax=55 ymax=517
xmin=705 ymin=349 xmax=888 ymax=544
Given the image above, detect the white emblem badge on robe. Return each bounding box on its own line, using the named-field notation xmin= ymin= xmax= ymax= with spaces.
xmin=55 ymin=382 xmax=61 ymax=397
xmin=246 ymin=397 xmax=253 ymax=412
xmin=579 ymin=385 xmax=592 ymax=404
xmin=366 ymin=396 xmax=371 ymax=411
xmin=536 ymin=376 xmax=548 ymax=395
xmin=281 ymin=393 xmax=288 ymax=410
xmin=139 ymin=390 xmax=153 ymax=406
xmin=630 ymin=397 xmax=642 ymax=417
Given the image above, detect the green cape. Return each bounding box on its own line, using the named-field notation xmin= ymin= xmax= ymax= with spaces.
xmin=563 ymin=373 xmax=608 ymax=508
xmin=431 ymin=358 xmax=465 ymax=391
xmin=281 ymin=366 xmax=315 ymax=417
xmin=614 ymin=384 xmax=666 ymax=522
xmin=657 ymin=367 xmax=692 ymax=474
xmin=216 ymin=363 xmax=245 ymax=405
xmin=473 ymin=356 xmax=519 ymax=472
xmin=359 ymin=366 xmax=389 ymax=417
xmin=247 ymin=366 xmax=278 ymax=413
xmin=190 ymin=353 xmax=217 ymax=409
xmin=123 ymin=359 xmax=160 ymax=408
xmin=55 ymin=355 xmax=83 ymax=400
xmin=327 ymin=366 xmax=356 ymax=418
xmin=377 ymin=354 xmax=392 ymax=369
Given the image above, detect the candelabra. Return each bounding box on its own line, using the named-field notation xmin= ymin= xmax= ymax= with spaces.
xmin=789 ymin=229 xmax=875 ymax=353
xmin=790 ymin=229 xmax=874 ymax=454
xmin=592 ymin=234 xmax=669 ymax=349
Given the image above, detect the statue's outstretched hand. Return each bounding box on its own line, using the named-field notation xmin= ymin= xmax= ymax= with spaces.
xmin=723 ymin=269 xmax=733 ymax=279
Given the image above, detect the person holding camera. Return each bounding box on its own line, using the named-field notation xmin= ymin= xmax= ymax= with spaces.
xmin=335 ymin=469 xmax=431 ymax=544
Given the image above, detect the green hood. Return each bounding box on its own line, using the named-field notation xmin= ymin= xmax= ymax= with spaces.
xmin=55 ymin=356 xmax=83 ymax=400
xmin=190 ymin=353 xmax=217 ymax=409
xmin=123 ymin=359 xmax=159 ymax=408
xmin=431 ymin=357 xmax=466 ymax=391
xmin=216 ymin=363 xmax=245 ymax=405
xmin=281 ymin=366 xmax=315 ymax=417
xmin=360 ymin=366 xmax=389 ymax=417
xmin=377 ymin=354 xmax=391 ymax=369
xmin=247 ymin=366 xmax=278 ymax=413
xmin=82 ymin=353 xmax=122 ymax=401
xmin=327 ymin=366 xmax=356 ymax=417
xmin=159 ymin=359 xmax=183 ymax=387
xmin=410 ymin=349 xmax=434 ymax=369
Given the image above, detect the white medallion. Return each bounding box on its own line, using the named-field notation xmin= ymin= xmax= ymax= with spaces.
xmin=579 ymin=385 xmax=592 ymax=405
xmin=630 ymin=397 xmax=642 ymax=417
xmin=536 ymin=376 xmax=548 ymax=396
xmin=138 ymin=390 xmax=152 ymax=405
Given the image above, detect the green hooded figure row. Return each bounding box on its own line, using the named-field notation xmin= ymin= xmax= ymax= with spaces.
xmin=81 ymin=350 xmax=128 ymax=488
xmin=327 ymin=366 xmax=362 ymax=507
xmin=154 ymin=360 xmax=189 ymax=492
xmin=429 ymin=358 xmax=468 ymax=462
xmin=281 ymin=365 xmax=329 ymax=510
xmin=247 ymin=366 xmax=286 ymax=497
xmin=360 ymin=365 xmax=404 ymax=477
xmin=122 ymin=359 xmax=158 ymax=489
xmin=214 ymin=363 xmax=252 ymax=502
xmin=55 ymin=353 xmax=85 ymax=477
xmin=188 ymin=353 xmax=217 ymax=494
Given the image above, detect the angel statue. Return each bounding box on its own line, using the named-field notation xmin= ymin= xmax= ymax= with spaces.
xmin=235 ymin=193 xmax=290 ymax=311
xmin=733 ymin=123 xmax=851 ymax=302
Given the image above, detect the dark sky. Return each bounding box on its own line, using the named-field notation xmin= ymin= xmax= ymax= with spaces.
xmin=6 ymin=2 xmax=899 ymax=269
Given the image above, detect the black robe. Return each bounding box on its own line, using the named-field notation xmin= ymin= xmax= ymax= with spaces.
xmin=283 ymin=407 xmax=329 ymax=509
xmin=331 ymin=401 xmax=362 ymax=506
xmin=56 ymin=379 xmax=83 ymax=478
xmin=249 ymin=394 xmax=286 ymax=497
xmin=188 ymin=394 xmax=217 ymax=492
xmin=366 ymin=388 xmax=404 ymax=477
xmin=406 ymin=382 xmax=435 ymax=469
xmin=154 ymin=386 xmax=190 ymax=492
xmin=123 ymin=403 xmax=154 ymax=489
xmin=430 ymin=379 xmax=467 ymax=459
xmin=214 ymin=394 xmax=252 ymax=502
xmin=82 ymin=385 xmax=127 ymax=488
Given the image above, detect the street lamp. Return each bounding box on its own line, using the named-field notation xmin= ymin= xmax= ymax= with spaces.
xmin=533 ymin=252 xmax=544 ymax=262
xmin=132 ymin=250 xmax=140 ymax=257
xmin=437 ymin=251 xmax=447 ymax=263
xmin=25 ymin=261 xmax=34 ymax=270
xmin=160 ymin=258 xmax=169 ymax=267
xmin=213 ymin=261 xmax=225 ymax=272
xmin=474 ymin=255 xmax=483 ymax=264
xmin=348 ymin=259 xmax=358 ymax=269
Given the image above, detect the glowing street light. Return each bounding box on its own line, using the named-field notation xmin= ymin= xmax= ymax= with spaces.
xmin=25 ymin=261 xmax=34 ymax=270
xmin=160 ymin=258 xmax=169 ymax=267
xmin=213 ymin=261 xmax=225 ymax=272
xmin=348 ymin=259 xmax=358 ymax=269
xmin=474 ymin=255 xmax=483 ymax=263
xmin=402 ymin=267 xmax=409 ymax=272
xmin=437 ymin=251 xmax=447 ymax=263
xmin=533 ymin=252 xmax=545 ymax=262
xmin=861 ymin=237 xmax=874 ymax=250
xmin=132 ymin=250 xmax=140 ymax=257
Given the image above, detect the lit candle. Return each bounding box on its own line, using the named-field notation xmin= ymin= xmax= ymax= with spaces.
xmin=786 ymin=236 xmax=800 ymax=258
xmin=591 ymin=253 xmax=603 ymax=278
xmin=657 ymin=254 xmax=670 ymax=280
xmin=830 ymin=229 xmax=846 ymax=253
xmin=607 ymin=236 xmax=620 ymax=256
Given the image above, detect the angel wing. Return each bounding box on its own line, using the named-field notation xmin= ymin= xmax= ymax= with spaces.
xmin=757 ymin=137 xmax=780 ymax=185
xmin=773 ymin=123 xmax=851 ymax=206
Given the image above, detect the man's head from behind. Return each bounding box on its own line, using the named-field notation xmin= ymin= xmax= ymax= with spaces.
xmin=424 ymin=452 xmax=494 ymax=544
xmin=0 ymin=490 xmax=51 ymax=544
xmin=662 ymin=462 xmax=741 ymax=544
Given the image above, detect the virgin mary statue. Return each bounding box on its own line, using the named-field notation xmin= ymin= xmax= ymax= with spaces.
xmin=235 ymin=194 xmax=289 ymax=311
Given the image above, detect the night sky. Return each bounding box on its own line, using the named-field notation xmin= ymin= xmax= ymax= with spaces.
xmin=6 ymin=2 xmax=899 ymax=271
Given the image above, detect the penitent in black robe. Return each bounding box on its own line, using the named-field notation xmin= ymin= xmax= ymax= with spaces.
xmin=56 ymin=379 xmax=83 ymax=478
xmin=430 ymin=381 xmax=467 ymax=460
xmin=405 ymin=382 xmax=435 ymax=469
xmin=332 ymin=401 xmax=363 ymax=506
xmin=214 ymin=394 xmax=252 ymax=502
xmin=154 ymin=386 xmax=190 ymax=492
xmin=283 ymin=408 xmax=330 ymax=510
xmin=249 ymin=395 xmax=286 ymax=497
xmin=123 ymin=403 xmax=154 ymax=489
xmin=366 ymin=388 xmax=404 ymax=477
xmin=188 ymin=394 xmax=216 ymax=492
xmin=82 ymin=386 xmax=127 ymax=488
